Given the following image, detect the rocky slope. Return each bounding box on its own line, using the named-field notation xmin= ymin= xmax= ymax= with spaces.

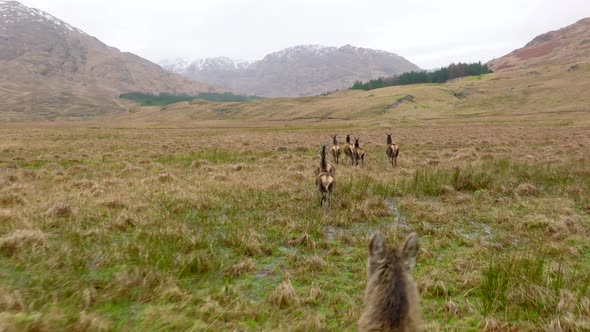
xmin=0 ymin=0 xmax=219 ymax=120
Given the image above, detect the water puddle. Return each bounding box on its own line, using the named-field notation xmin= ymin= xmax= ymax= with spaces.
xmin=255 ymin=263 xmax=276 ymax=279
xmin=278 ymin=246 xmax=298 ymax=255
xmin=385 ymin=197 xmax=409 ymax=230
xmin=325 ymin=225 xmax=336 ymax=241
xmin=323 ymin=197 xmax=409 ymax=240
xmin=460 ymin=220 xmax=493 ymax=240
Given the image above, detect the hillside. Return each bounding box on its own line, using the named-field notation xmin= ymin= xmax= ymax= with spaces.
xmin=0 ymin=1 xmax=220 ymax=121
xmin=488 ymin=17 xmax=590 ymax=71
xmin=108 ymin=63 xmax=589 ymax=126
xmin=120 ymin=18 xmax=590 ymax=126
xmin=160 ymin=45 xmax=420 ymax=97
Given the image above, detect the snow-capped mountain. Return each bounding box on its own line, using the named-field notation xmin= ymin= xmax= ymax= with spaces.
xmin=159 ymin=57 xmax=192 ymax=74
xmin=0 ymin=1 xmax=219 ymax=120
xmin=162 ymin=57 xmax=252 ymax=74
xmin=0 ymin=0 xmax=84 ymax=33
xmin=160 ymin=44 xmax=420 ymax=97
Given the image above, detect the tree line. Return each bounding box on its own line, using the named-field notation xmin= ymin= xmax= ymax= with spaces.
xmin=351 ymin=62 xmax=492 ymax=91
xmin=120 ymin=92 xmax=262 ymax=106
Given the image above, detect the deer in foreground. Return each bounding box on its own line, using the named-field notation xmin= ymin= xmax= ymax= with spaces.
xmin=359 ymin=232 xmax=421 ymax=332
xmin=352 ymin=137 xmax=365 ymax=166
xmin=316 ymin=144 xmax=335 ymax=208
xmin=386 ymin=133 xmax=400 ymax=167
xmin=343 ymin=134 xmax=354 ymax=165
xmin=330 ymin=135 xmax=341 ymax=164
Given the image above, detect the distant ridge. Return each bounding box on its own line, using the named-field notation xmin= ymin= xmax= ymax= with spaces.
xmin=160 ymin=44 xmax=420 ymax=97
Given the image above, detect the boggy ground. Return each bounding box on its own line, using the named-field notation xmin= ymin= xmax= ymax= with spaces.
xmin=0 ymin=123 xmax=588 ymax=331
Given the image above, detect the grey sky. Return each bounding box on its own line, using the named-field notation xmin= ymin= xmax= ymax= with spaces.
xmin=18 ymin=0 xmax=590 ymax=69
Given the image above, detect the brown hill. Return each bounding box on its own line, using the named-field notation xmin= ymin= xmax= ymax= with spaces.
xmin=0 ymin=1 xmax=220 ymax=121
xmin=488 ymin=17 xmax=590 ymax=71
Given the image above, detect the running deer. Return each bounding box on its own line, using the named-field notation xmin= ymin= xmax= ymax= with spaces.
xmin=343 ymin=134 xmax=354 ymax=165
xmin=315 ymin=140 xmax=335 ymax=176
xmin=359 ymin=232 xmax=421 ymax=332
xmin=316 ymin=144 xmax=335 ymax=208
xmin=386 ymin=133 xmax=400 ymax=167
xmin=330 ymin=135 xmax=341 ymax=164
xmin=352 ymin=137 xmax=365 ymax=166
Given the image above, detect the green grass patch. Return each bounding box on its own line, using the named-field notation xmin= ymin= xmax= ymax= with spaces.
xmin=479 ymin=254 xmax=588 ymax=320
xmin=15 ymin=160 xmax=45 ymax=169
xmin=155 ymin=148 xmax=270 ymax=166
xmin=120 ymin=92 xmax=262 ymax=106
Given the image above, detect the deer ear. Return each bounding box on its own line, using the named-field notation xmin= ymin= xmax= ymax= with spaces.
xmin=369 ymin=233 xmax=386 ymax=260
xmin=402 ymin=233 xmax=420 ymax=271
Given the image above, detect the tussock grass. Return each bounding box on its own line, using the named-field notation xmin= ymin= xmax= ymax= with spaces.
xmin=0 ymin=192 xmax=27 ymax=207
xmin=0 ymin=229 xmax=47 ymax=257
xmin=45 ymin=201 xmax=72 ymax=217
xmin=479 ymin=254 xmax=589 ymax=325
xmin=268 ymin=279 xmax=300 ymax=308
xmin=0 ymin=124 xmax=587 ymax=330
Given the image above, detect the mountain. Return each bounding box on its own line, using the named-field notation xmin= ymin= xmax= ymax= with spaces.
xmin=160 ymin=45 xmax=420 ymax=97
xmin=118 ymin=18 xmax=589 ymax=125
xmin=0 ymin=1 xmax=220 ymax=121
xmin=488 ymin=17 xmax=590 ymax=71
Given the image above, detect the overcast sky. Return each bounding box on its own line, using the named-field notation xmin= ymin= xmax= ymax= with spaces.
xmin=18 ymin=0 xmax=590 ymax=69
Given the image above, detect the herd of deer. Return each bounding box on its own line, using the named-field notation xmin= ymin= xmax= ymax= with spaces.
xmin=315 ymin=133 xmax=399 ymax=209
xmin=314 ymin=134 xmax=421 ymax=331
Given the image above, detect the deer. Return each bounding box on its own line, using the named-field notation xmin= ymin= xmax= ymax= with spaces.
xmin=343 ymin=134 xmax=354 ymax=165
xmin=352 ymin=137 xmax=365 ymax=166
xmin=314 ymin=140 xmax=335 ymax=176
xmin=386 ymin=133 xmax=400 ymax=167
xmin=359 ymin=232 xmax=421 ymax=332
xmin=330 ymin=135 xmax=341 ymax=164
xmin=316 ymin=144 xmax=335 ymax=208
xmin=314 ymin=148 xmax=336 ymax=176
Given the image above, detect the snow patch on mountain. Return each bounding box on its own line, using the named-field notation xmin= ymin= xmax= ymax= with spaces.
xmin=190 ymin=57 xmax=252 ymax=71
xmin=0 ymin=0 xmax=85 ymax=34
xmin=161 ymin=56 xmax=252 ymax=74
xmin=264 ymin=45 xmax=338 ymax=60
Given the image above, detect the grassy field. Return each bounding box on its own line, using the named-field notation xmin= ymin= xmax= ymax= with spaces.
xmin=0 ymin=121 xmax=588 ymax=331
xmin=95 ymin=60 xmax=590 ymax=129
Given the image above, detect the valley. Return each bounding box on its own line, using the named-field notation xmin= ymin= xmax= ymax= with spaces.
xmin=0 ymin=2 xmax=589 ymax=330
